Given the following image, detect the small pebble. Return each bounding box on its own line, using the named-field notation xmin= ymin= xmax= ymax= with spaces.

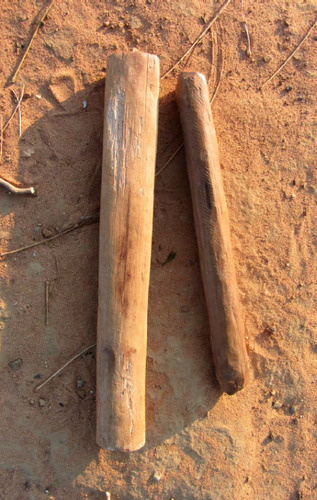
xmin=59 ymin=402 xmax=64 ymax=407
xmin=290 ymin=193 xmax=296 ymax=199
xmin=153 ymin=471 xmax=162 ymax=482
xmin=266 ymin=326 xmax=275 ymax=335
xmin=34 ymin=373 xmax=41 ymax=379
xmin=270 ymin=389 xmax=276 ymax=396
xmin=262 ymin=55 xmax=272 ymax=63
xmin=289 ymin=406 xmax=296 ymax=415
xmin=82 ymin=100 xmax=88 ymax=109
xmin=273 ymin=401 xmax=283 ymax=409
xmin=42 ymin=228 xmax=54 ymax=239
xmin=39 ymin=398 xmax=46 ymax=407
xmin=297 ymin=96 xmax=303 ymax=102
xmin=35 ymin=94 xmax=42 ymax=99
xmin=34 ymin=226 xmax=40 ymax=232
xmin=285 ymin=85 xmax=293 ymax=92
xmin=8 ymin=358 xmax=23 ymax=370
xmin=29 ymin=399 xmax=35 ymax=406
xmin=76 ymin=379 xmax=84 ymax=389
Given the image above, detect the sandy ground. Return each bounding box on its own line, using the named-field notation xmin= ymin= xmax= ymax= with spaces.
xmin=0 ymin=0 xmax=316 ymax=499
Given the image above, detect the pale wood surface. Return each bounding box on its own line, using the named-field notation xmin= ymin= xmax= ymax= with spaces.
xmin=97 ymin=52 xmax=159 ymax=451
xmin=176 ymin=72 xmax=249 ymax=395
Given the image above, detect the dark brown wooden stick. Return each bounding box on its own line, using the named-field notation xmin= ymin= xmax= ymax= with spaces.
xmin=97 ymin=52 xmax=159 ymax=451
xmin=176 ymin=72 xmax=249 ymax=395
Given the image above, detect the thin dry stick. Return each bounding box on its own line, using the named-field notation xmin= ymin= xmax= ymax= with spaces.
xmin=11 ymin=86 xmax=24 ymax=137
xmin=0 ymin=116 xmax=3 ymax=160
xmin=0 ymin=178 xmax=35 ymax=195
xmin=0 ymin=214 xmax=99 ymax=258
xmin=261 ymin=17 xmax=317 ymax=90
xmin=210 ymin=30 xmax=218 ymax=84
xmin=155 ymin=142 xmax=184 ymax=177
xmin=241 ymin=0 xmax=251 ymax=57
xmin=156 ymin=133 xmax=181 ymax=159
xmin=45 ymin=281 xmax=49 ymax=326
xmin=210 ymin=47 xmax=224 ymax=106
xmin=34 ymin=343 xmax=96 ymax=392
xmin=161 ymin=0 xmax=231 ymax=79
xmin=244 ymin=22 xmax=251 ymax=57
xmin=3 ymin=88 xmax=25 ymax=134
xmin=11 ymin=0 xmax=55 ymax=83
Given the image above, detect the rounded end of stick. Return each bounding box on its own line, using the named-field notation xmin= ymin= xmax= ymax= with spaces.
xmin=176 ymin=71 xmax=209 ymax=110
xmin=178 ymin=71 xmax=207 ymax=85
xmin=215 ymin=356 xmax=250 ymax=395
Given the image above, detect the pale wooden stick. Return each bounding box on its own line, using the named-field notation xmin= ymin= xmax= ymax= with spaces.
xmin=12 ymin=0 xmax=55 ymax=83
xmin=97 ymin=52 xmax=159 ymax=452
xmin=161 ymin=0 xmax=231 ymax=79
xmin=261 ymin=17 xmax=317 ymax=90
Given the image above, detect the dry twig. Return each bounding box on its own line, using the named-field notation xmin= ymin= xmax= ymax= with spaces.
xmin=155 ymin=142 xmax=184 ymax=177
xmin=34 ymin=343 xmax=96 ymax=392
xmin=11 ymin=86 xmax=24 ymax=137
xmin=210 ymin=46 xmax=224 ymax=106
xmin=161 ymin=0 xmax=231 ymax=79
xmin=261 ymin=17 xmax=317 ymax=90
xmin=3 ymin=86 xmax=25 ymax=134
xmin=0 ymin=214 xmax=99 ymax=258
xmin=11 ymin=0 xmax=55 ymax=83
xmin=0 ymin=178 xmax=35 ymax=196
xmin=244 ymin=23 xmax=251 ymax=57
xmin=45 ymin=281 xmax=49 ymax=326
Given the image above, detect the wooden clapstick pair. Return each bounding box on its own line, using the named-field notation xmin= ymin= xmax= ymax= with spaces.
xmin=97 ymin=52 xmax=249 ymax=452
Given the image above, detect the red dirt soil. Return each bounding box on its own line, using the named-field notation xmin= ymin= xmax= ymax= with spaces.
xmin=0 ymin=1 xmax=316 ymax=499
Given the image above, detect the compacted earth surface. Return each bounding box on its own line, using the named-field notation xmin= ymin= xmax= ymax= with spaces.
xmin=0 ymin=0 xmax=316 ymax=498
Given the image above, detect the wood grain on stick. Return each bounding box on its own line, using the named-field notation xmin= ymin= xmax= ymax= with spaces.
xmin=97 ymin=52 xmax=159 ymax=451
xmin=176 ymin=72 xmax=249 ymax=395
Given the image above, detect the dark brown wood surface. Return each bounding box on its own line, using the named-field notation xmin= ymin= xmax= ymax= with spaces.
xmin=176 ymin=72 xmax=249 ymax=395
